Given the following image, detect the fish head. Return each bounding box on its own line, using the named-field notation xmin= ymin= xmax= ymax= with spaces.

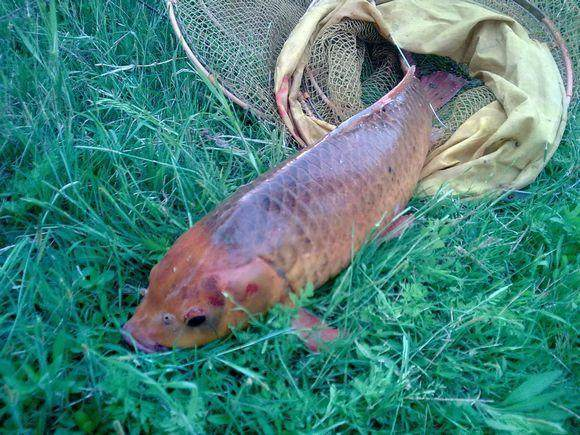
xmin=121 ymin=271 xmax=226 ymax=352
xmin=122 ymin=226 xmax=287 ymax=351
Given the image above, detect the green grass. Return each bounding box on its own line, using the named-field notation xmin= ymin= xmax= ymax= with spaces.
xmin=0 ymin=0 xmax=578 ymax=433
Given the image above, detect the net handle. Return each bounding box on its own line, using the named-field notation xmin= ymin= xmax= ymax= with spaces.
xmin=167 ymin=0 xmax=268 ymax=117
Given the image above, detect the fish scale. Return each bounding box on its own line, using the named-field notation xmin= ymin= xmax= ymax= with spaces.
xmin=203 ymin=71 xmax=432 ymax=291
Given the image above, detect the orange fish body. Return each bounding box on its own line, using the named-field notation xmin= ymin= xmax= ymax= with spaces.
xmin=122 ymin=67 xmax=463 ymax=351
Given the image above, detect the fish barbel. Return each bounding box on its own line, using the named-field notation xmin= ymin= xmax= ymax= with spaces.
xmin=122 ymin=66 xmax=464 ymax=352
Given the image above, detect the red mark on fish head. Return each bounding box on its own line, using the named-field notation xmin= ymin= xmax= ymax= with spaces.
xmin=245 ymin=283 xmax=259 ymax=296
xmin=200 ymin=275 xmax=225 ymax=306
xmin=208 ymin=294 xmax=225 ymax=307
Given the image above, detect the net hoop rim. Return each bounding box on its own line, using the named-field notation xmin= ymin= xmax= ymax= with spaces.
xmin=167 ymin=0 xmax=269 ymax=118
xmin=542 ymin=16 xmax=574 ymax=102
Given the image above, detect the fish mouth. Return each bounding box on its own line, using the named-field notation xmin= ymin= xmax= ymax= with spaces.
xmin=121 ymin=327 xmax=170 ymax=353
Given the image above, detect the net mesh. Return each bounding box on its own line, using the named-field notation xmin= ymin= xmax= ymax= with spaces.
xmin=172 ymin=0 xmax=311 ymax=121
xmin=303 ymin=19 xmax=403 ymax=126
xmin=171 ymin=0 xmax=577 ymax=139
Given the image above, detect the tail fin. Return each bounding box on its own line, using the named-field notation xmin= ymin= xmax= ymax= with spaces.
xmin=398 ymin=49 xmax=466 ymax=110
xmin=420 ymin=71 xmax=466 ymax=110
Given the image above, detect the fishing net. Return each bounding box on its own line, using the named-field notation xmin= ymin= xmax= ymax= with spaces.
xmin=168 ymin=0 xmax=576 ymax=195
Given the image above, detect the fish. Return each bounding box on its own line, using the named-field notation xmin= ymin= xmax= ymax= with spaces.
xmin=121 ymin=66 xmax=465 ymax=352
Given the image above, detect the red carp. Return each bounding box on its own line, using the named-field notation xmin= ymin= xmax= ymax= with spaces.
xmin=122 ymin=66 xmax=464 ymax=352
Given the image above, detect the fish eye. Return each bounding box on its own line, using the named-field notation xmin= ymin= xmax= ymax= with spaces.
xmin=186 ymin=315 xmax=206 ymax=327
